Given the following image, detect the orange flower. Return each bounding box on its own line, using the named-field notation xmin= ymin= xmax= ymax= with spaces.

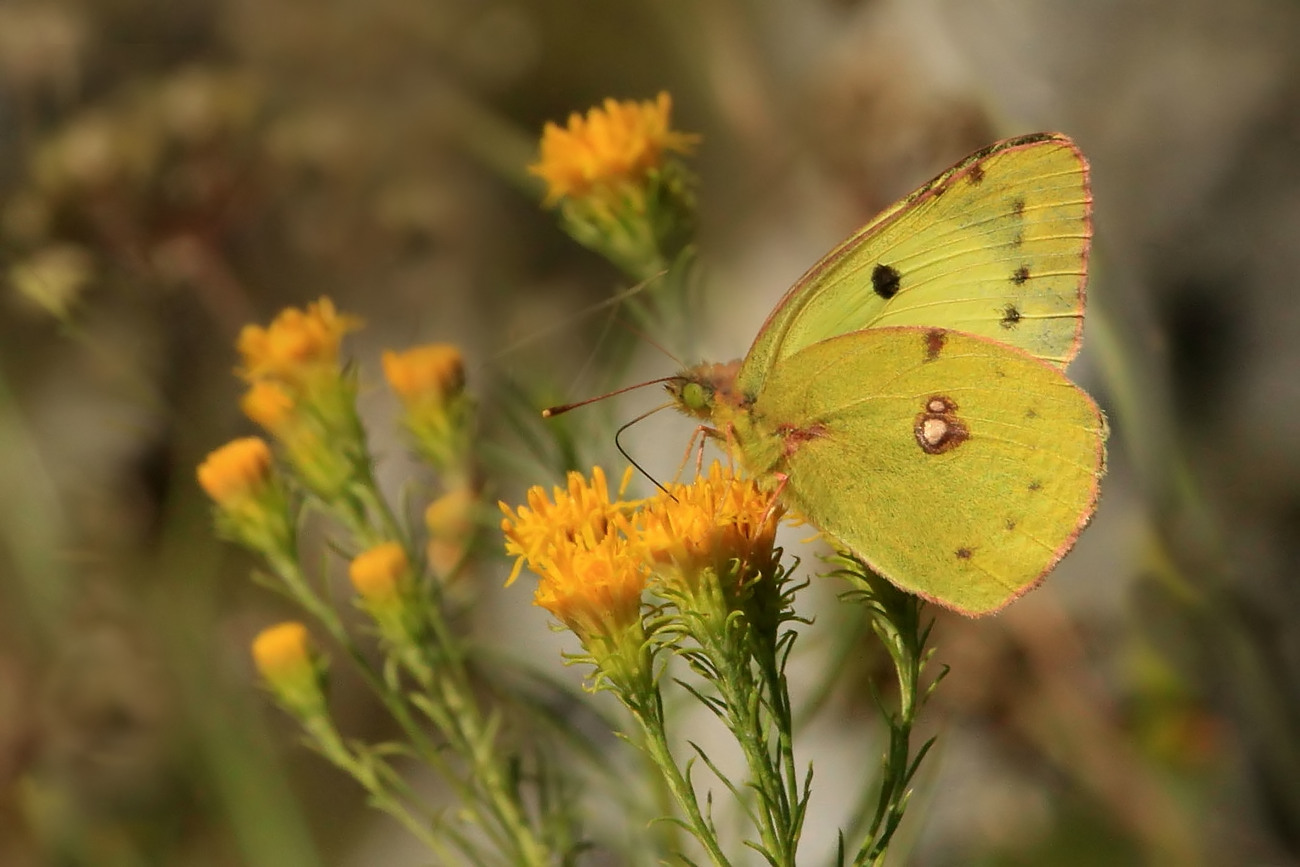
xmin=426 ymin=485 xmax=478 ymax=577
xmin=529 ymin=92 xmax=698 ymax=206
xmin=500 ymin=466 xmax=633 ymax=584
xmin=251 ymin=621 xmax=314 ymax=681
xmin=236 ymin=297 xmax=361 ymax=385
xmin=383 ymin=344 xmax=465 ymax=407
xmin=251 ymin=621 xmax=326 ymax=719
xmin=530 ymin=532 xmax=647 ymax=641
xmin=240 ymin=380 xmax=295 ymax=433
xmin=197 ymin=437 xmax=274 ymax=505
xmin=231 ymin=298 xmax=367 ymax=501
xmin=501 ymin=464 xmax=789 ymax=686
xmin=639 ymin=462 xmax=783 ymax=589
xmin=384 ymin=344 xmax=471 ymax=473
xmin=348 ymin=542 xmax=411 ymax=604
xmin=501 ymin=466 xmax=648 ymax=651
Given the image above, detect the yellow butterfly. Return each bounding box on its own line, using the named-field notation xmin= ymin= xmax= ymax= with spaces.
xmin=669 ymin=133 xmax=1107 ymax=615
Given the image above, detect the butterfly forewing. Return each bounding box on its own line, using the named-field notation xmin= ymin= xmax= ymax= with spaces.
xmin=737 ymin=133 xmax=1091 ymax=396
xmin=736 ymin=326 xmax=1106 ymax=615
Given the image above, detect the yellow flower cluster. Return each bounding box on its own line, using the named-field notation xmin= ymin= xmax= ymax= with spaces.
xmin=641 ymin=462 xmax=783 ymax=593
xmin=252 ymin=621 xmax=314 ymax=681
xmin=196 ymin=436 xmax=291 ymax=554
xmin=503 ymin=466 xmax=629 ymax=581
xmin=348 ymin=542 xmax=420 ymax=645
xmin=425 ymin=485 xmax=478 ymax=579
xmin=529 ymin=92 xmax=698 ymax=207
xmin=501 ymin=463 xmax=781 ymax=648
xmin=233 ymin=297 xmax=363 ymax=498
xmin=236 ymin=297 xmax=360 ymax=386
xmin=501 ymin=467 xmax=641 ymax=639
xmin=241 ymin=380 xmax=295 ymax=434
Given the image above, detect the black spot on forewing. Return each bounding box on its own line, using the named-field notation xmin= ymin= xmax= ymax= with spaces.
xmin=1001 ymin=304 xmax=1022 ymax=329
xmin=968 ymin=163 xmax=985 ymax=185
xmin=872 ymin=263 xmax=901 ymax=299
xmin=955 ymin=547 xmax=973 ymax=560
xmin=1012 ymin=266 xmax=1030 ymax=285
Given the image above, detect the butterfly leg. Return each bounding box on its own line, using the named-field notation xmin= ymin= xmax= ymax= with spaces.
xmin=676 ymin=424 xmax=720 ymax=481
xmin=760 ymin=471 xmax=790 ymax=526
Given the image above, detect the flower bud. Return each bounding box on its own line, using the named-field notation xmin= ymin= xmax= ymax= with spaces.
xmin=197 ymin=437 xmax=274 ymax=506
xmin=425 ymin=484 xmax=478 ymax=579
xmin=251 ymin=622 xmax=327 ymax=720
xmin=348 ymin=541 xmax=411 ymax=605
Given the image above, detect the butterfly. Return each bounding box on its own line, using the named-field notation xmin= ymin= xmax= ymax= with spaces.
xmin=668 ymin=132 xmax=1107 ymax=615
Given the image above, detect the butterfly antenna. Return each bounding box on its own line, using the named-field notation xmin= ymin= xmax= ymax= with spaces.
xmin=541 ymin=376 xmax=679 ymax=418
xmin=490 ymin=273 xmax=665 ymax=360
xmin=615 ymin=402 xmax=678 ymax=499
xmin=613 ymin=318 xmax=685 ymax=368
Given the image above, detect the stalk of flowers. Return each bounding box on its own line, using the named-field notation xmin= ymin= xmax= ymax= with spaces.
xmin=502 ymin=462 xmax=811 ymax=866
xmin=345 ymin=540 xmax=555 ymax=865
xmin=249 ymin=621 xmax=465 ymax=864
xmin=382 ymin=344 xmax=483 ymax=583
xmin=202 ymin=300 xmax=565 ymax=865
xmin=502 ymin=465 xmax=727 ymax=864
xmin=373 ymin=344 xmax=526 ymax=850
xmin=529 ymin=92 xmax=701 ymax=354
xmin=236 ymin=298 xmax=398 ymax=545
xmin=640 ymin=464 xmax=809 ymax=864
xmin=502 ymin=466 xmax=651 ymax=694
xmin=215 ymin=501 xmax=488 ymax=863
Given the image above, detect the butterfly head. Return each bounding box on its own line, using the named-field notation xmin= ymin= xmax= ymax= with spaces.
xmin=667 ymin=360 xmax=743 ymax=421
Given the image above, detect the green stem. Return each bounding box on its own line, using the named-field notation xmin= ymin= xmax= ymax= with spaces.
xmin=755 ymin=639 xmax=804 ymax=859
xmin=303 ymin=716 xmax=467 ymax=864
xmin=435 ymin=666 xmax=552 ymax=865
xmin=836 ymin=560 xmax=936 ymax=867
xmin=265 ymin=554 xmax=513 ymax=859
xmin=391 ymin=569 xmax=552 ymax=865
xmin=671 ymin=570 xmax=803 ymax=866
xmin=710 ymin=656 xmax=794 ymax=864
xmin=630 ymin=691 xmax=733 ymax=867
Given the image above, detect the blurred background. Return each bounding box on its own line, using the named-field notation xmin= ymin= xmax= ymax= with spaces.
xmin=2 ymin=0 xmax=1300 ymax=864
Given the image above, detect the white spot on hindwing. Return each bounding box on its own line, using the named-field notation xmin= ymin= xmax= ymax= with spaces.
xmin=920 ymin=417 xmax=949 ymax=447
xmin=914 ymin=395 xmax=969 ymax=455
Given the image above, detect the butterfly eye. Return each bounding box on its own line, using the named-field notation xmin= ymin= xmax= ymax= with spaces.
xmin=681 ymin=382 xmax=710 ymax=412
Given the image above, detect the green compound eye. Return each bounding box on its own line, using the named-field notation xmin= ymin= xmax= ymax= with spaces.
xmin=681 ymin=382 xmax=709 ymax=412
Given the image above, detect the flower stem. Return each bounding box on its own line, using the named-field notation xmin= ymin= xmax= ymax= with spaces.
xmin=834 ymin=557 xmax=942 ymax=867
xmin=629 ymin=689 xmax=733 ymax=867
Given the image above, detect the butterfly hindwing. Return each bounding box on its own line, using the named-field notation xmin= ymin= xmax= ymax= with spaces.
xmin=735 ymin=326 xmax=1106 ymax=615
